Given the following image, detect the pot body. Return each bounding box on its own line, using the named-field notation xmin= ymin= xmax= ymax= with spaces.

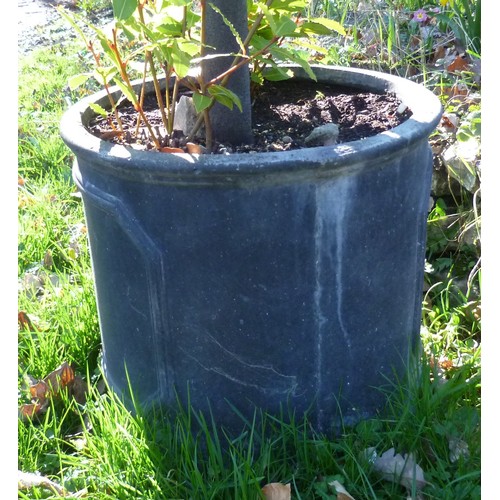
xmin=61 ymin=66 xmax=442 ymax=434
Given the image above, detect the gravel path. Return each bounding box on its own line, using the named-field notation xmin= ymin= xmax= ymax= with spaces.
xmin=18 ymin=0 xmax=112 ymax=55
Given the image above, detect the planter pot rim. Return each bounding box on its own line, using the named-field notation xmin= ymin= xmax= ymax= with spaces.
xmin=61 ymin=65 xmax=442 ymax=186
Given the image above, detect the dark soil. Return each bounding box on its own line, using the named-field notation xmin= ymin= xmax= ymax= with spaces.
xmin=87 ymin=79 xmax=412 ymax=154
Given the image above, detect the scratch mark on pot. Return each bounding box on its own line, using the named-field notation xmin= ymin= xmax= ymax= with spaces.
xmin=129 ymin=301 xmax=148 ymax=321
xmin=178 ymin=331 xmax=297 ymax=395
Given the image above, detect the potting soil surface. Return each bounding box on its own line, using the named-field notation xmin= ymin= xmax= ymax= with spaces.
xmin=88 ymin=79 xmax=413 ymax=154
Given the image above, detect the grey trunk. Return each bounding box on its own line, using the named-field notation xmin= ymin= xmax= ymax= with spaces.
xmin=203 ymin=0 xmax=253 ymax=145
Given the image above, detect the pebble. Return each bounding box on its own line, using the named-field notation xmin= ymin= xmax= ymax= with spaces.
xmin=304 ymin=123 xmax=339 ymax=146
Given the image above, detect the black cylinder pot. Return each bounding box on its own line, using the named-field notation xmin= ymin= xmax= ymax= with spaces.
xmin=60 ymin=66 xmax=442 ymax=435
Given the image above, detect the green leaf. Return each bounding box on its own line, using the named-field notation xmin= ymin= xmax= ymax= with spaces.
xmin=192 ymin=93 xmax=212 ymax=114
xmin=274 ymin=16 xmax=298 ymax=37
xmin=89 ymin=102 xmax=109 ymax=117
xmin=209 ymin=3 xmax=246 ymax=54
xmin=113 ymin=79 xmax=138 ymax=105
xmin=68 ymin=73 xmax=91 ymax=90
xmin=160 ymin=0 xmax=191 ymax=7
xmin=57 ymin=6 xmax=88 ymax=42
xmin=300 ymin=18 xmax=346 ymax=36
xmin=255 ymin=2 xmax=277 ymax=34
xmin=99 ymin=37 xmax=121 ymax=69
xmin=261 ymin=66 xmax=293 ymax=81
xmin=169 ymin=41 xmax=192 ymax=78
xmin=112 ymin=0 xmax=137 ymax=21
xmin=269 ymin=0 xmax=307 ymax=11
xmin=268 ymin=46 xmax=317 ymax=81
xmin=208 ymin=85 xmax=242 ymax=112
xmin=93 ymin=67 xmax=118 ymax=86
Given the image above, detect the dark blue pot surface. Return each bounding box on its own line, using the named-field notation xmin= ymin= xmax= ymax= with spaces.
xmin=61 ymin=66 xmax=442 ymax=434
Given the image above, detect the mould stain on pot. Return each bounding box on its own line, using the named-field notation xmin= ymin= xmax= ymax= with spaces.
xmin=314 ymin=177 xmax=355 ymax=364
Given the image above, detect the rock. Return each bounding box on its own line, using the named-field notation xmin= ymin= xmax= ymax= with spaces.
xmin=304 ymin=123 xmax=339 ymax=147
xmin=173 ymin=95 xmax=204 ymax=138
xmin=442 ymin=139 xmax=479 ymax=193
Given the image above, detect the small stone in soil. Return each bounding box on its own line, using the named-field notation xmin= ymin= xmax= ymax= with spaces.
xmin=304 ymin=123 xmax=340 ymax=147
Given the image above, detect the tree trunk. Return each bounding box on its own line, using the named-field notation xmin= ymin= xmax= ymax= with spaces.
xmin=203 ymin=0 xmax=253 ymax=145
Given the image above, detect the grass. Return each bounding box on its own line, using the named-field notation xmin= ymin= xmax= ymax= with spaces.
xmin=18 ymin=1 xmax=481 ymax=498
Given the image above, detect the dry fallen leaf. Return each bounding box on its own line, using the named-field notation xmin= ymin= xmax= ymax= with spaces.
xmin=71 ymin=375 xmax=89 ymax=405
xmin=99 ymin=130 xmax=123 ymax=140
xmin=18 ymin=311 xmax=38 ymax=331
xmin=262 ymin=482 xmax=291 ymax=500
xmin=160 ymin=146 xmax=185 ymax=153
xmin=446 ymin=54 xmax=471 ymax=73
xmin=329 ymin=479 xmax=356 ymax=499
xmin=186 ymin=142 xmax=205 ymax=154
xmin=18 ymin=470 xmax=67 ymax=496
xmin=18 ymin=402 xmax=43 ymax=420
xmin=18 ymin=470 xmax=88 ymax=497
xmin=19 ymin=362 xmax=87 ymax=421
xmin=29 ymin=380 xmax=50 ymax=404
xmin=448 ymin=437 xmax=470 ymax=463
xmin=44 ymin=361 xmax=75 ymax=393
xmin=371 ymin=447 xmax=427 ymax=491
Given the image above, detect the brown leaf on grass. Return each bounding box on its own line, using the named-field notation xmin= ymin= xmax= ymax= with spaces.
xmin=29 ymin=380 xmax=50 ymax=404
xmin=18 ymin=311 xmax=38 ymax=331
xmin=446 ymin=54 xmax=471 ymax=73
xmin=71 ymin=375 xmax=88 ymax=405
xmin=44 ymin=361 xmax=75 ymax=393
xmin=440 ymin=83 xmax=469 ymax=99
xmin=431 ymin=45 xmax=446 ymax=65
xmin=438 ymin=358 xmax=454 ymax=371
xmin=262 ymin=482 xmax=291 ymax=499
xmin=440 ymin=113 xmax=459 ymax=132
xmin=19 ymin=362 xmax=86 ymax=421
xmin=18 ymin=402 xmax=43 ymax=420
xmin=43 ymin=249 xmax=54 ymax=269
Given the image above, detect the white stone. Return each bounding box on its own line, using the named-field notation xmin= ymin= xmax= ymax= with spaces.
xmin=304 ymin=123 xmax=339 ymax=147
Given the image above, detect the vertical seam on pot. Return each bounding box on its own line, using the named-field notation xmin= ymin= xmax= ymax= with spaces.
xmin=76 ymin=177 xmax=175 ymax=401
